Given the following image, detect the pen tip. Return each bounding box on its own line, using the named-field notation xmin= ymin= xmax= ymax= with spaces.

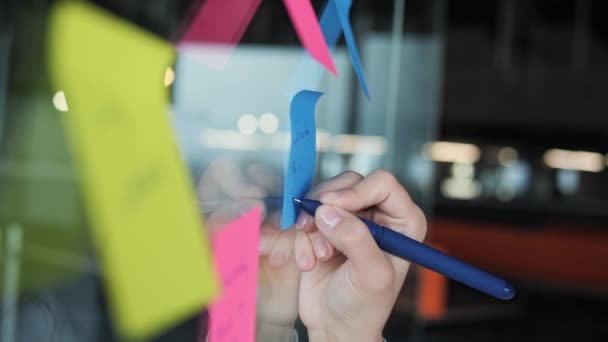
xmin=293 ymin=198 xmax=302 ymax=203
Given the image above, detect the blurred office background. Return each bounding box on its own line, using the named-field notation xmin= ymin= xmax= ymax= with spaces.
xmin=1 ymin=0 xmax=608 ymax=341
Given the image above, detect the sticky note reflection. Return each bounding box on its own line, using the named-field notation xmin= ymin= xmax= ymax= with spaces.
xmin=289 ymin=0 xmax=370 ymax=99
xmin=208 ymin=207 xmax=261 ymax=342
xmin=179 ymin=0 xmax=262 ymax=69
xmin=48 ymin=1 xmax=218 ymax=339
xmin=283 ymin=0 xmax=337 ymax=76
xmin=281 ymin=91 xmax=323 ymax=229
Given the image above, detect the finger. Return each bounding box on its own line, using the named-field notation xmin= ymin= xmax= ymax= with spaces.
xmin=264 ymin=211 xmax=282 ymax=230
xmin=259 ymin=211 xmax=291 ymax=256
xmin=245 ymin=163 xmax=281 ymax=193
xmin=296 ymin=171 xmax=364 ymax=232
xmin=294 ymin=230 xmax=316 ymax=271
xmin=295 ymin=210 xmax=314 ymax=232
xmin=267 ymin=227 xmax=297 ymax=268
xmin=384 ymin=205 xmax=427 ymax=282
xmin=198 ymin=158 xmax=266 ymax=201
xmin=319 ymin=169 xmax=416 ymax=220
xmin=308 ymin=170 xmax=364 ymax=198
xmin=205 ymin=200 xmax=255 ymax=234
xmin=204 ymin=199 xmax=265 ymax=233
xmin=307 ymin=231 xmax=336 ymax=262
xmin=372 ymin=204 xmax=427 ymax=244
xmin=259 ymin=225 xmax=281 ymax=256
xmin=315 ymin=205 xmax=394 ymax=291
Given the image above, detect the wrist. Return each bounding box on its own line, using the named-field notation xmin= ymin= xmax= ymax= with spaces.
xmin=256 ymin=321 xmax=295 ymax=342
xmin=308 ymin=328 xmax=383 ymax=342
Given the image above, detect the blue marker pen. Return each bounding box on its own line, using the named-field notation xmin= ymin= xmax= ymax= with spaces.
xmin=294 ymin=198 xmax=516 ymax=301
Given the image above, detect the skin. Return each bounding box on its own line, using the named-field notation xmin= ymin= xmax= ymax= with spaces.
xmin=295 ymin=170 xmax=427 ymax=342
xmin=199 ymin=161 xmax=427 ymax=341
xmin=198 ymin=158 xmax=298 ymax=341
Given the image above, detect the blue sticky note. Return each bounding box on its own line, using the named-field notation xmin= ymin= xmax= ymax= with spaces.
xmin=334 ymin=0 xmax=370 ymax=99
xmin=287 ymin=0 xmax=370 ymax=99
xmin=319 ymin=0 xmax=344 ymax=50
xmin=286 ymin=2 xmax=340 ymax=97
xmin=281 ymin=90 xmax=323 ymax=229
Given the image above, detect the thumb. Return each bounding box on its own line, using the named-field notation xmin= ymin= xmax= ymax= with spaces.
xmin=315 ymin=205 xmax=394 ymax=290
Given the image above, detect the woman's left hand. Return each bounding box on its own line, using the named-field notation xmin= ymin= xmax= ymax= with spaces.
xmin=198 ymin=158 xmax=299 ymax=341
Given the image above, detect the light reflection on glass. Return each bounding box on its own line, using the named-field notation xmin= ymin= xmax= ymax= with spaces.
xmin=440 ymin=163 xmax=482 ymax=200
xmin=237 ymin=114 xmax=258 ymax=135
xmin=543 ymin=148 xmax=604 ymax=173
xmin=52 ymin=91 xmax=69 ymax=112
xmin=164 ymin=67 xmax=175 ymax=87
xmin=497 ymin=147 xmax=518 ymax=167
xmin=556 ymin=169 xmax=580 ymax=195
xmin=423 ymin=141 xmax=480 ymax=164
xmin=258 ymin=113 xmax=279 ymax=134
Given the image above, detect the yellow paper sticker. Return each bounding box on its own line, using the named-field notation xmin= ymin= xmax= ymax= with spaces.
xmin=47 ymin=1 xmax=218 ymax=338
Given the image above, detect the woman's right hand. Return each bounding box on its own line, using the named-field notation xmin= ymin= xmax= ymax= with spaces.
xmin=294 ymin=170 xmax=427 ymax=342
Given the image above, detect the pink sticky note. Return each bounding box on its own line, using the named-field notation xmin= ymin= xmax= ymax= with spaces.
xmin=179 ymin=0 xmax=262 ymax=69
xmin=207 ymin=207 xmax=262 ymax=342
xmin=283 ymin=0 xmax=338 ymax=75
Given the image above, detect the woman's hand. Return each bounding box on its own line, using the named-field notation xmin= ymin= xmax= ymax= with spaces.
xmin=198 ymin=158 xmax=299 ymax=341
xmin=294 ymin=170 xmax=427 ymax=342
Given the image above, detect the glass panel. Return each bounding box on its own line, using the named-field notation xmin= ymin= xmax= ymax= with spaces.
xmin=9 ymin=0 xmax=608 ymax=341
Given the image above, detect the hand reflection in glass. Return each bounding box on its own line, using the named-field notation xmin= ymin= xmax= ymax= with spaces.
xmin=197 ymin=158 xmax=299 ymax=342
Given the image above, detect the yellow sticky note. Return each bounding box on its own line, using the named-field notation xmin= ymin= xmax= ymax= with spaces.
xmin=47 ymin=1 xmax=218 ymax=339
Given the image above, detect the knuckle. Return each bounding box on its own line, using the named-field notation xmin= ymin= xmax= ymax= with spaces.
xmin=294 ymin=232 xmax=309 ymax=252
xmin=348 ymin=187 xmax=365 ymax=201
xmin=313 ymin=170 xmax=364 ymax=196
xmin=310 ymin=182 xmax=332 ymax=199
xmin=390 ymin=205 xmax=427 ymax=242
xmin=339 ymin=170 xmax=364 ymax=182
xmin=307 ymin=186 xmax=323 ymax=200
xmin=371 ymin=169 xmax=398 ymax=185
xmin=410 ymin=205 xmax=428 ymax=241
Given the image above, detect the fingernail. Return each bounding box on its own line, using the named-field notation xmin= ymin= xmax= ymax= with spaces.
xmin=314 ymin=239 xmax=329 ymax=259
xmin=298 ymin=254 xmax=310 ymax=269
xmin=295 ymin=214 xmax=309 ymax=230
xmin=318 ymin=206 xmax=341 ymax=230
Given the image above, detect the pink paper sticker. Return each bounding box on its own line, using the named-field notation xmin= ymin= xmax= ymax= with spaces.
xmin=179 ymin=0 xmax=262 ymax=69
xmin=207 ymin=207 xmax=262 ymax=342
xmin=283 ymin=0 xmax=338 ymax=75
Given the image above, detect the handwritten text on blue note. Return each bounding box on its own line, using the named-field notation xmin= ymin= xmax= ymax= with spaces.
xmin=288 ymin=0 xmax=370 ymax=99
xmin=281 ymin=90 xmax=323 ymax=229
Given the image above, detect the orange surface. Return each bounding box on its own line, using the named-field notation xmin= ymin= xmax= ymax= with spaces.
xmin=428 ymin=219 xmax=608 ymax=291
xmin=416 ymin=244 xmax=448 ymax=320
